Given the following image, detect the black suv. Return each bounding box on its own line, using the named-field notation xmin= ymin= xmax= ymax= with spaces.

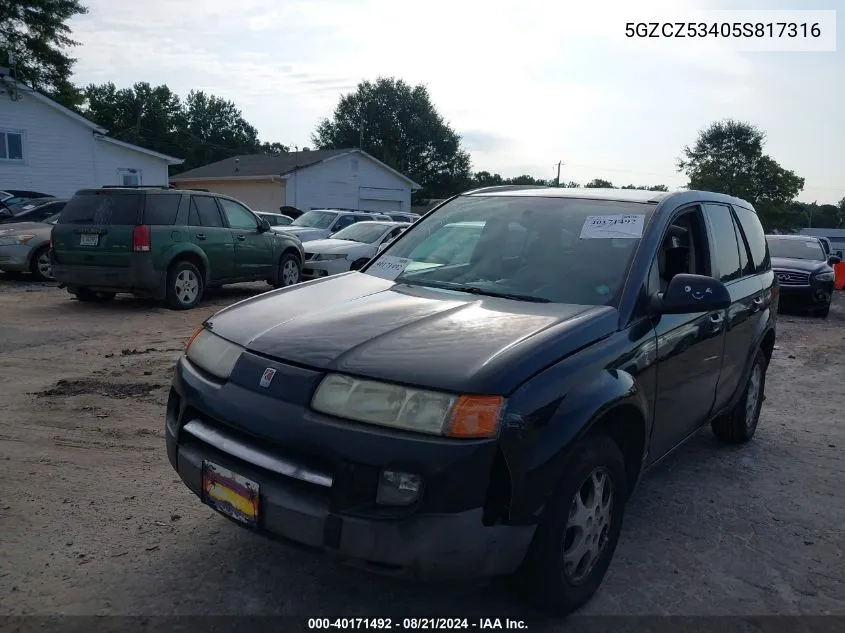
xmin=51 ymin=187 xmax=305 ymax=309
xmin=766 ymin=234 xmax=839 ymax=317
xmin=165 ymin=187 xmax=776 ymax=615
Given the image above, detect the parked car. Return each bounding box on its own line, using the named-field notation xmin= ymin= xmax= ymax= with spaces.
xmin=386 ymin=212 xmax=421 ymax=223
xmin=766 ymin=234 xmax=839 ymax=317
xmin=0 ymin=190 xmax=53 ymax=209
xmin=51 ymin=187 xmax=305 ymax=309
xmin=0 ymin=198 xmax=67 ymax=224
xmin=276 ymin=209 xmax=388 ymax=242
xmin=166 ymin=187 xmax=776 ymax=616
xmin=255 ymin=211 xmax=293 ymax=227
xmin=301 ymin=221 xmax=410 ymax=280
xmin=0 ymin=212 xmax=60 ymax=281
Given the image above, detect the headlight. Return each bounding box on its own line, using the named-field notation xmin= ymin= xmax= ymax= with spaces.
xmin=0 ymin=234 xmax=36 ymax=246
xmin=814 ymin=271 xmax=834 ymax=282
xmin=316 ymin=253 xmax=347 ymax=261
xmin=311 ymin=373 xmax=504 ymax=438
xmin=184 ymin=327 xmax=243 ymax=379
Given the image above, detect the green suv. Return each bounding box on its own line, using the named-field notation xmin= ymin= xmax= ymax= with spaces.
xmin=51 ymin=187 xmax=305 ymax=309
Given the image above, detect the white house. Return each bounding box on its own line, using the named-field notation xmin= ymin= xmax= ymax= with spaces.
xmin=0 ymin=76 xmax=183 ymax=198
xmin=169 ymin=149 xmax=421 ymax=215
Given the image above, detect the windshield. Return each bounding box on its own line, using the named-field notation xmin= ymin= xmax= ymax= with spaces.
xmin=766 ymin=237 xmax=825 ymax=261
xmin=332 ymin=222 xmax=391 ymax=243
xmin=291 ymin=210 xmax=336 ymax=229
xmin=365 ymin=195 xmax=655 ymax=306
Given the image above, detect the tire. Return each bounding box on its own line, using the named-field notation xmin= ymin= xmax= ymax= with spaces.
xmin=516 ymin=434 xmax=628 ymax=616
xmin=165 ymin=260 xmax=204 ymax=310
xmin=350 ymin=257 xmax=370 ymax=271
xmin=274 ymin=252 xmax=301 ymax=288
xmin=711 ymin=349 xmax=767 ymax=444
xmin=30 ymin=246 xmax=54 ymax=282
xmin=73 ymin=288 xmax=115 ymax=302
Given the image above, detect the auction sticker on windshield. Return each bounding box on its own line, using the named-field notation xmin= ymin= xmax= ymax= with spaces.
xmin=366 ymin=255 xmax=412 ymax=280
xmin=580 ymin=214 xmax=645 ymax=239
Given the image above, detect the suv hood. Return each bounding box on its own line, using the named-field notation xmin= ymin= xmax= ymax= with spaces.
xmin=771 ymin=256 xmax=829 ymax=273
xmin=206 ymin=273 xmax=618 ymax=394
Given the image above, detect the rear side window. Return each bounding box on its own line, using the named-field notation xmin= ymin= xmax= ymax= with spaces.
xmin=143 ymin=195 xmax=181 ymax=225
xmin=57 ymin=193 xmax=142 ymax=225
xmin=192 ymin=196 xmax=223 ymax=227
xmin=733 ymin=206 xmax=771 ymax=272
xmin=704 ymin=203 xmax=741 ymax=282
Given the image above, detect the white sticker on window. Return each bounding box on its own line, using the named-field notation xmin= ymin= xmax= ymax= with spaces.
xmin=365 ymin=255 xmax=412 ymax=280
xmin=580 ymin=214 xmax=645 ymax=239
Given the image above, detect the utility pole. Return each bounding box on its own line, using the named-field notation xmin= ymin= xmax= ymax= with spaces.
xmin=555 ymin=161 xmax=564 ymax=187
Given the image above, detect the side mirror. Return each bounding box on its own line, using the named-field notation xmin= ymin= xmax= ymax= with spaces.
xmin=828 ymin=255 xmax=841 ymax=266
xmin=257 ymin=218 xmax=271 ymax=232
xmin=651 ymin=273 xmax=731 ymax=315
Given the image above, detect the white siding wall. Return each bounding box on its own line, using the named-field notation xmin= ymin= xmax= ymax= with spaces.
xmin=284 ymin=153 xmax=411 ymax=212
xmin=93 ymin=139 xmax=170 ymax=189
xmin=0 ymin=91 xmax=172 ymax=198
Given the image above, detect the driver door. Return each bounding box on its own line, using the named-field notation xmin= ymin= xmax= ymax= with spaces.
xmin=647 ymin=205 xmax=726 ymax=463
xmin=218 ymin=198 xmax=274 ymax=280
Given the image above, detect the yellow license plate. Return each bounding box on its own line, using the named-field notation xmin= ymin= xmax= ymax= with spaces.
xmin=201 ymin=461 xmax=259 ymax=526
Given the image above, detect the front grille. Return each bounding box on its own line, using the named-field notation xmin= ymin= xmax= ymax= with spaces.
xmin=774 ymin=270 xmax=810 ymax=286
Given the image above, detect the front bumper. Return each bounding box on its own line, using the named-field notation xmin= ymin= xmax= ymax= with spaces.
xmin=302 ymin=258 xmax=351 ymax=280
xmin=165 ymin=355 xmax=533 ymax=580
xmin=776 ymin=279 xmax=834 ymax=307
xmin=0 ymin=245 xmax=32 ymax=272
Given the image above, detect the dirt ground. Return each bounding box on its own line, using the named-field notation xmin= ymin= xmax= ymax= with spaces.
xmin=1 ymin=275 xmax=843 ymax=619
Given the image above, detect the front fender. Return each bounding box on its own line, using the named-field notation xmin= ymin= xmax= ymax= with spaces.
xmin=498 ymin=329 xmax=655 ymax=524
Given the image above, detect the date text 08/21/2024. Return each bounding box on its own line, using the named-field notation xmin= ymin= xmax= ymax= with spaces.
xmin=306 ymin=618 xmax=528 ymax=630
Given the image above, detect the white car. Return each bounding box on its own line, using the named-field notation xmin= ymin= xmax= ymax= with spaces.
xmin=276 ymin=209 xmax=392 ymax=242
xmin=302 ymin=221 xmax=409 ymax=280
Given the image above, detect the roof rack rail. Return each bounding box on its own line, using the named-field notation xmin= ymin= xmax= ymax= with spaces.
xmin=463 ymin=184 xmax=548 ymax=195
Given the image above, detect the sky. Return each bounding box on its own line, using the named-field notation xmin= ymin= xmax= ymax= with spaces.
xmin=68 ymin=0 xmax=843 ymax=204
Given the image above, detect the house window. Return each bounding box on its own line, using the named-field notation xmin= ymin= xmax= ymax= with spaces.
xmin=0 ymin=130 xmax=24 ymax=161
xmin=118 ymin=169 xmax=142 ymax=186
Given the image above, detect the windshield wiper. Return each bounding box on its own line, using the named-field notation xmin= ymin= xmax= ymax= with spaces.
xmin=397 ymin=279 xmax=550 ymax=303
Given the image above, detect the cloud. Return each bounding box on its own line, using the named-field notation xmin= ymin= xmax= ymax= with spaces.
xmin=67 ymin=0 xmax=844 ymax=202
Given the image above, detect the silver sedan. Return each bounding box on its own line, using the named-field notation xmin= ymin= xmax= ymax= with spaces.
xmin=0 ymin=213 xmax=58 ymax=281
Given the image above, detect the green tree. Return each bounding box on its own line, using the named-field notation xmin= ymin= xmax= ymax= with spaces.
xmin=0 ymin=0 xmax=88 ymax=109
xmin=83 ymin=82 xmax=282 ymax=172
xmin=585 ymin=178 xmax=614 ymax=188
xmin=678 ymin=120 xmax=804 ymax=229
xmin=313 ymin=77 xmax=472 ymax=199
xmin=621 ymin=184 xmax=669 ymax=191
xmin=260 ymin=141 xmax=290 ymax=155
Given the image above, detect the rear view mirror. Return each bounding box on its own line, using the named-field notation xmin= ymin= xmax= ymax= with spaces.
xmin=652 ymin=273 xmax=731 ymax=315
xmin=828 ymin=255 xmax=841 ymax=266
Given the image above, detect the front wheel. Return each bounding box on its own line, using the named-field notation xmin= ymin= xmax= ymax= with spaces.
xmin=274 ymin=253 xmax=301 ymax=288
xmin=30 ymin=246 xmax=54 ymax=281
xmin=516 ymin=434 xmax=627 ymax=616
xmin=711 ymin=349 xmax=767 ymax=443
xmin=166 ymin=261 xmax=204 ymax=310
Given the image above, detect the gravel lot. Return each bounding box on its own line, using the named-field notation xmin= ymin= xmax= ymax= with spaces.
xmin=1 ymin=276 xmax=843 ymax=620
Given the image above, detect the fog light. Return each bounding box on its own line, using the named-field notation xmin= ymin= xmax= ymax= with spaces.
xmin=376 ymin=469 xmax=422 ymax=506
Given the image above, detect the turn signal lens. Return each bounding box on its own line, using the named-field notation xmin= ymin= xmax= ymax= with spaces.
xmin=445 ymin=395 xmax=505 ymax=438
xmin=184 ymin=326 xmax=204 ymax=352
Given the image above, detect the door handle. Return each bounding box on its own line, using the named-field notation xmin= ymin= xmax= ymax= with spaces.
xmin=708 ymin=312 xmax=725 ymax=332
xmin=195 ymin=233 xmax=206 ymax=240
xmin=236 ymin=235 xmax=246 ymax=241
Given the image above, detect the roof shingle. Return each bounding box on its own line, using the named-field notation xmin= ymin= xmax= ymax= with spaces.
xmin=170 ymin=149 xmax=351 ymax=180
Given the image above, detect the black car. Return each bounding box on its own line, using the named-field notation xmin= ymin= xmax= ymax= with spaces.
xmin=766 ymin=234 xmax=839 ymax=318
xmin=166 ymin=186 xmax=776 ymax=616
xmin=0 ymin=190 xmax=53 ymax=209
xmin=0 ymin=198 xmax=67 ymax=224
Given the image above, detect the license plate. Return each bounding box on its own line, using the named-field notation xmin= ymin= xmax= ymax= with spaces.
xmin=79 ymin=234 xmax=99 ymax=246
xmin=201 ymin=461 xmax=260 ymax=526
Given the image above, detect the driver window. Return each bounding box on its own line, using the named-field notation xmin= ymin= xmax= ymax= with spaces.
xmin=653 ymin=207 xmax=711 ymax=294
xmin=219 ymin=199 xmax=258 ymax=230
xmin=334 ymin=215 xmax=356 ymax=231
